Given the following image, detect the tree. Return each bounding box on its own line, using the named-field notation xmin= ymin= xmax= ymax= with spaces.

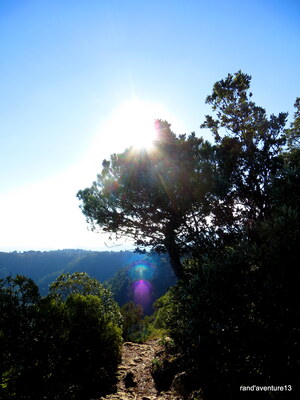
xmin=201 ymin=71 xmax=288 ymax=238
xmin=285 ymin=97 xmax=300 ymax=149
xmin=165 ymin=155 xmax=300 ymax=398
xmin=77 ymin=72 xmax=294 ymax=280
xmin=49 ymin=272 xmax=122 ymax=326
xmin=77 ymin=121 xmax=215 ymax=279
xmin=159 ymin=80 xmax=300 ymax=398
xmin=121 ymin=301 xmax=144 ymax=341
xmin=0 ymin=276 xmax=41 ymax=399
xmin=59 ymin=293 xmax=122 ymax=398
xmin=0 ymin=274 xmax=122 ymax=400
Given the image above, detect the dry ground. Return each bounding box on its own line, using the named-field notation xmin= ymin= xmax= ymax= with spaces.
xmin=98 ymin=340 xmax=183 ymax=400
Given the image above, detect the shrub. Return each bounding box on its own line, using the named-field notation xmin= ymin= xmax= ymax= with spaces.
xmin=166 ymin=237 xmax=300 ymax=399
xmin=0 ymin=274 xmax=122 ymax=400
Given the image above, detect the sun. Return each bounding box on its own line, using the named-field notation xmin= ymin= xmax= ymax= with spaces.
xmin=87 ymin=98 xmax=183 ymax=170
xmin=102 ymin=98 xmax=167 ymax=152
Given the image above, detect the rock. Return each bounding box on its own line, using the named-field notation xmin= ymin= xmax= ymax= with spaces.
xmin=124 ymin=341 xmax=141 ymax=347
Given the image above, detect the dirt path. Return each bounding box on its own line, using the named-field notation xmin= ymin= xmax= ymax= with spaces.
xmin=99 ymin=340 xmax=182 ymax=400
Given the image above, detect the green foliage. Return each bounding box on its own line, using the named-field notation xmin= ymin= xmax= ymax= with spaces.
xmin=118 ymin=295 xmax=172 ymax=342
xmin=145 ymin=292 xmax=172 ymax=339
xmin=121 ymin=301 xmax=145 ymax=342
xmin=0 ymin=274 xmax=122 ymax=399
xmin=58 ymin=293 xmax=122 ymax=398
xmin=49 ymin=271 xmax=122 ymax=326
xmin=106 ymin=267 xmax=131 ymax=305
xmin=0 ymin=276 xmax=41 ymax=400
xmin=285 ymin=97 xmax=300 ymax=149
xmin=151 ymin=292 xmax=172 ymax=330
xmin=144 ymin=292 xmax=171 ymax=340
xmin=0 ymin=274 xmax=40 ymax=307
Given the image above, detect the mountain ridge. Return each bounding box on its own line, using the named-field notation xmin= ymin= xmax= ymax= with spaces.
xmin=0 ymin=250 xmax=176 ymax=312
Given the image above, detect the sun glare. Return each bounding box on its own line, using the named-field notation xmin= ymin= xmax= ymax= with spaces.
xmin=101 ymin=99 xmax=168 ymax=152
xmin=86 ymin=98 xmax=183 ymax=176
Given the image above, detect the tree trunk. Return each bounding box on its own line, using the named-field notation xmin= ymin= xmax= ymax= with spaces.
xmin=167 ymin=244 xmax=184 ymax=280
xmin=164 ymin=214 xmax=185 ymax=280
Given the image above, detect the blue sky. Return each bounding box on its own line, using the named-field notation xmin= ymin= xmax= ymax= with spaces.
xmin=0 ymin=0 xmax=299 ymax=251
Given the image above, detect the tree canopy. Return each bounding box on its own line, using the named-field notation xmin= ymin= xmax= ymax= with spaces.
xmin=201 ymin=71 xmax=288 ymax=227
xmin=77 ymin=121 xmax=215 ymax=279
xmin=77 ymin=71 xmax=296 ymax=280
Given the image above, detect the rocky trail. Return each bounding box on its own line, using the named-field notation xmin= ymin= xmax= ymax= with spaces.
xmin=99 ymin=340 xmax=183 ymax=400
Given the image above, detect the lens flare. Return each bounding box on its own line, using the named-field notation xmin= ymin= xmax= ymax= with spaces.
xmin=126 ymin=259 xmax=156 ymax=311
xmin=132 ymin=280 xmax=152 ymax=308
xmin=129 ymin=261 xmax=155 ymax=281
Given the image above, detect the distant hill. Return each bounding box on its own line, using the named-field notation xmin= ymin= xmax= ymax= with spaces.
xmin=106 ymin=253 xmax=176 ymax=314
xmin=0 ymin=250 xmax=176 ymax=307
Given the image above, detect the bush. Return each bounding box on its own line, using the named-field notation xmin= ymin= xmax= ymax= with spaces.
xmin=0 ymin=274 xmax=122 ymax=400
xmin=121 ymin=301 xmax=145 ymax=342
xmin=58 ymin=293 xmax=122 ymax=398
xmin=164 ymin=148 xmax=300 ymax=399
xmin=166 ymin=234 xmax=300 ymax=399
xmin=144 ymin=292 xmax=172 ymax=340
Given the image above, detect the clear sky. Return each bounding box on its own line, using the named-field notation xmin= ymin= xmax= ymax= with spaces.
xmin=0 ymin=0 xmax=299 ymax=252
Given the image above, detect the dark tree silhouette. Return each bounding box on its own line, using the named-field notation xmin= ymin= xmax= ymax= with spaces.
xmin=77 ymin=121 xmax=215 ymax=279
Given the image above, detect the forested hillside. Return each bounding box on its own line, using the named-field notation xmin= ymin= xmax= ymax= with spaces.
xmin=0 ymin=250 xmax=175 ymax=300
